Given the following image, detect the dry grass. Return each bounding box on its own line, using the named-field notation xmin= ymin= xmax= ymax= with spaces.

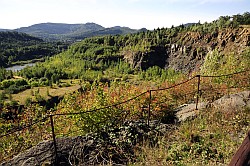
xmin=12 ymin=84 xmax=81 ymax=105
xmin=130 ymin=107 xmax=250 ymax=166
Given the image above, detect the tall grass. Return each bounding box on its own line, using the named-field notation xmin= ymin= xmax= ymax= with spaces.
xmin=131 ymin=107 xmax=250 ymax=166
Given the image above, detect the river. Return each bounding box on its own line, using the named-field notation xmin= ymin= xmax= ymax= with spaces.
xmin=5 ymin=63 xmax=36 ymax=71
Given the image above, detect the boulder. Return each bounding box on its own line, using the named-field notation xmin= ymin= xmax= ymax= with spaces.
xmin=211 ymin=91 xmax=250 ymax=112
xmin=175 ymin=102 xmax=208 ymax=122
xmin=174 ymin=91 xmax=250 ymax=122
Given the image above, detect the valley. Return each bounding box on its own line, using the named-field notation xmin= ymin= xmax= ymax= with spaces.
xmin=0 ymin=13 xmax=250 ymax=165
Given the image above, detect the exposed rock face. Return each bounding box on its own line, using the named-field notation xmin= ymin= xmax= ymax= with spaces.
xmin=0 ymin=121 xmax=175 ymax=166
xmin=0 ymin=137 xmax=82 ymax=166
xmin=123 ymin=27 xmax=250 ymax=73
xmin=123 ymin=45 xmax=168 ymax=70
xmin=1 ymin=140 xmax=55 ymax=166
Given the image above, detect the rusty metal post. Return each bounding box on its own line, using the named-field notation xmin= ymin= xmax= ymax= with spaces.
xmin=195 ymin=75 xmax=201 ymax=110
xmin=50 ymin=114 xmax=58 ymax=164
xmin=148 ymin=90 xmax=152 ymax=126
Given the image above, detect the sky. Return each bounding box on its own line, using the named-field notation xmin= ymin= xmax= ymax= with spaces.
xmin=0 ymin=0 xmax=249 ymax=30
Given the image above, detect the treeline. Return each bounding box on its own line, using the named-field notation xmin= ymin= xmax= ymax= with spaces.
xmin=0 ymin=68 xmax=13 ymax=82
xmin=0 ymin=31 xmax=69 ymax=67
xmin=183 ymin=12 xmax=250 ymax=33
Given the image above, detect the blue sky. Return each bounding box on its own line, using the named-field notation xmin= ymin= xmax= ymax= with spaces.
xmin=0 ymin=0 xmax=249 ymax=30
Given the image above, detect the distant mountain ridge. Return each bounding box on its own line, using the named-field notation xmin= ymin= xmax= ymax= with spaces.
xmin=0 ymin=29 xmax=9 ymax=32
xmin=14 ymin=22 xmax=145 ymax=41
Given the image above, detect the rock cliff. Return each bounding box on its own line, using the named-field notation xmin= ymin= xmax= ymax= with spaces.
xmin=123 ymin=26 xmax=250 ymax=73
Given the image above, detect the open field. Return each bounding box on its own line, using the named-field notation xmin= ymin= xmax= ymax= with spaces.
xmin=12 ymin=84 xmax=81 ymax=105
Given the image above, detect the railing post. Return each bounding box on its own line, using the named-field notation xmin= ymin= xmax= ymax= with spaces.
xmin=195 ymin=75 xmax=201 ymax=110
xmin=50 ymin=114 xmax=58 ymax=164
xmin=148 ymin=90 xmax=152 ymax=126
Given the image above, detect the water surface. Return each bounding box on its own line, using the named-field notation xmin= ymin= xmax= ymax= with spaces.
xmin=5 ymin=63 xmax=35 ymax=71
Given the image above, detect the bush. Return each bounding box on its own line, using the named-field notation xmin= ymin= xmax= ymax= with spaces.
xmin=39 ymin=77 xmax=49 ymax=86
xmin=25 ymin=97 xmax=32 ymax=106
xmin=30 ymin=81 xmax=39 ymax=87
xmin=35 ymin=94 xmax=44 ymax=102
xmin=14 ymin=79 xmax=28 ymax=86
xmin=58 ymin=82 xmax=71 ymax=87
xmin=5 ymin=84 xmax=31 ymax=94
xmin=138 ymin=66 xmax=181 ymax=83
xmin=0 ymin=80 xmax=15 ymax=89
xmin=0 ymin=92 xmax=6 ymax=100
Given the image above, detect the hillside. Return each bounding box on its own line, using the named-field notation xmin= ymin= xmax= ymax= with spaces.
xmin=0 ymin=31 xmax=68 ymax=67
xmin=0 ymin=31 xmax=43 ymax=42
xmin=0 ymin=29 xmax=8 ymax=32
xmin=15 ymin=22 xmax=144 ymax=41
xmin=18 ymin=14 xmax=250 ymax=83
xmin=73 ymin=26 xmax=146 ymax=40
xmin=0 ymin=13 xmax=250 ymax=165
xmin=1 ymin=88 xmax=250 ymax=165
xmin=0 ymin=13 xmax=249 ymax=166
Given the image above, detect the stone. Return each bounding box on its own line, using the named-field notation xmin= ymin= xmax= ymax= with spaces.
xmin=175 ymin=102 xmax=208 ymax=122
xmin=174 ymin=91 xmax=250 ymax=122
xmin=212 ymin=91 xmax=250 ymax=112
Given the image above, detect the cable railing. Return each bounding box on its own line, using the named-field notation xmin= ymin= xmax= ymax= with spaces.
xmin=0 ymin=69 xmax=249 ymax=164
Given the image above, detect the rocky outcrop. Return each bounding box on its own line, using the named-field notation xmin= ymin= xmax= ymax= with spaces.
xmin=170 ymin=27 xmax=250 ymax=72
xmin=0 ymin=121 xmax=175 ymax=166
xmin=123 ymin=45 xmax=168 ymax=70
xmin=212 ymin=91 xmax=250 ymax=112
xmin=174 ymin=91 xmax=250 ymax=122
xmin=123 ymin=27 xmax=250 ymax=73
xmin=175 ymin=102 xmax=208 ymax=122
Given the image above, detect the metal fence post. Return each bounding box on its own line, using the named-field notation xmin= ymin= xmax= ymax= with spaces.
xmin=195 ymin=75 xmax=201 ymax=110
xmin=50 ymin=114 xmax=58 ymax=164
xmin=148 ymin=90 xmax=152 ymax=126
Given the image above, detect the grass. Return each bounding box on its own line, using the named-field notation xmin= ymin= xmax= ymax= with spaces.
xmin=12 ymin=83 xmax=81 ymax=105
xmin=130 ymin=107 xmax=250 ymax=166
xmin=1 ymin=71 xmax=249 ymax=164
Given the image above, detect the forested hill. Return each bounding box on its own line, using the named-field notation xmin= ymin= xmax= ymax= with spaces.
xmin=0 ymin=31 xmax=68 ymax=67
xmin=19 ymin=13 xmax=250 ymax=82
xmin=0 ymin=31 xmax=43 ymax=42
xmin=15 ymin=23 xmax=144 ymax=41
xmin=0 ymin=29 xmax=9 ymax=32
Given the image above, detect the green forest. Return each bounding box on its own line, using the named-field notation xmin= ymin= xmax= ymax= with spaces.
xmin=17 ymin=12 xmax=250 ymax=81
xmin=0 ymin=12 xmax=249 ymax=106
xmin=0 ymin=31 xmax=68 ymax=67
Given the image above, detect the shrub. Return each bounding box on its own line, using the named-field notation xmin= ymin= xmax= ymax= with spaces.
xmin=5 ymin=84 xmax=30 ymax=94
xmin=0 ymin=80 xmax=15 ymax=89
xmin=25 ymin=97 xmax=32 ymax=106
xmin=30 ymin=81 xmax=39 ymax=87
xmin=39 ymin=77 xmax=49 ymax=86
xmin=14 ymin=79 xmax=28 ymax=86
